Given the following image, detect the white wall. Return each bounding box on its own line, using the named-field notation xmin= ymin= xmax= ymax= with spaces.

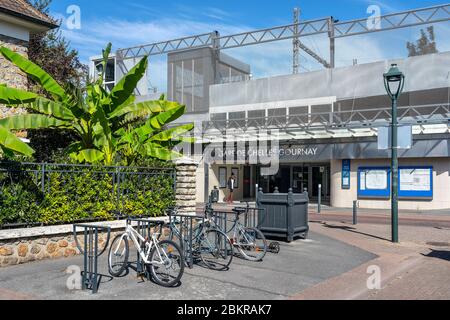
xmin=210 ymin=51 xmax=450 ymax=107
xmin=330 ymin=158 xmax=450 ymax=210
xmin=0 ymin=20 xmax=29 ymax=41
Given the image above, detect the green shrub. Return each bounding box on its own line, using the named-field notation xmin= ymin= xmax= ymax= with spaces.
xmin=0 ymin=162 xmax=175 ymax=226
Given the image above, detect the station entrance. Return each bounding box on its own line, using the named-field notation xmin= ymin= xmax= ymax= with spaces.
xmin=244 ymin=163 xmax=331 ymax=203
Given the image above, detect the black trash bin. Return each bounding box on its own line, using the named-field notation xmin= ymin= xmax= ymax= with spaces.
xmin=257 ymin=188 xmax=309 ymax=242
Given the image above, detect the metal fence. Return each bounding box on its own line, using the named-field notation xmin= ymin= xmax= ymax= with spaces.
xmin=0 ymin=162 xmax=176 ymax=229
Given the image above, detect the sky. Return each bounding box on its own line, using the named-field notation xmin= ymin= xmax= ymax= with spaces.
xmin=47 ymin=0 xmax=450 ymax=92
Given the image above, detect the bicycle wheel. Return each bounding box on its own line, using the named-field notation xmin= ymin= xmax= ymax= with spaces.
xmin=199 ymin=229 xmax=234 ymax=271
xmin=236 ymin=227 xmax=267 ymax=262
xmin=149 ymin=240 xmax=184 ymax=287
xmin=108 ymin=234 xmax=129 ymax=277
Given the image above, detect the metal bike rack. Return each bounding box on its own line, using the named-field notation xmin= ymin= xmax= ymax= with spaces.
xmin=243 ymin=203 xmax=266 ymax=229
xmin=208 ymin=205 xmax=266 ymax=234
xmin=168 ymin=214 xmax=204 ymax=269
xmin=73 ymin=224 xmax=111 ymax=294
xmin=126 ymin=218 xmax=165 ymax=279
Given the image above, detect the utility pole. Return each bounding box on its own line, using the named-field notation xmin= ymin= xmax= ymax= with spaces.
xmin=293 ymin=7 xmax=300 ymax=74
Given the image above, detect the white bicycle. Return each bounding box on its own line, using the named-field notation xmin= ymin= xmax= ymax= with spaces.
xmin=108 ymin=220 xmax=184 ymax=287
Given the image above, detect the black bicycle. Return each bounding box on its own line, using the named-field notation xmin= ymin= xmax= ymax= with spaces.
xmin=166 ymin=210 xmax=234 ymax=271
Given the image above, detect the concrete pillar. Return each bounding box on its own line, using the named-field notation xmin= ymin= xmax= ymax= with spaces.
xmin=175 ymin=158 xmax=199 ymax=215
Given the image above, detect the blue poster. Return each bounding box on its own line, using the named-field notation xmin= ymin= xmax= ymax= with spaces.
xmin=342 ymin=160 xmax=351 ymax=190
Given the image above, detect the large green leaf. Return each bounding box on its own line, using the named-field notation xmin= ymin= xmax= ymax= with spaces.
xmin=149 ymin=104 xmax=186 ymax=130
xmin=0 ymin=126 xmax=34 ymax=157
xmin=149 ymin=124 xmax=194 ymax=142
xmin=31 ymin=97 xmax=75 ymax=120
xmin=70 ymin=149 xmax=105 ymax=164
xmin=0 ymin=46 xmax=66 ymax=101
xmin=0 ymin=85 xmax=37 ymax=105
xmin=97 ymin=43 xmax=112 ymax=86
xmin=107 ymin=56 xmax=148 ymax=110
xmin=0 ymin=114 xmax=70 ymax=130
xmin=108 ymin=100 xmax=162 ymax=119
xmin=143 ymin=142 xmax=182 ymax=161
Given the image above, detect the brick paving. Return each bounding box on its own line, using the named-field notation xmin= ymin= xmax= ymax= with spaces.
xmin=365 ymin=257 xmax=450 ymax=300
xmin=291 ymin=220 xmax=450 ymax=300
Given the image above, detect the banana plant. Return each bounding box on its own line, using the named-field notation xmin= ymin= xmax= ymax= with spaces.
xmin=0 ymin=43 xmax=193 ymax=165
xmin=0 ymin=126 xmax=35 ymax=158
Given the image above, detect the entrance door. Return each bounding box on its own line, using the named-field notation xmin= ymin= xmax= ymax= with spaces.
xmin=293 ymin=166 xmax=308 ymax=194
xmin=269 ymin=166 xmax=291 ymax=193
xmin=312 ymin=167 xmax=323 ymax=198
xmin=311 ymin=165 xmax=330 ymax=201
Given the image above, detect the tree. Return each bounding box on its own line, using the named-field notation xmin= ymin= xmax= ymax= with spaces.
xmin=407 ymin=26 xmax=438 ymax=57
xmin=0 ymin=43 xmax=193 ymax=166
xmin=26 ymin=0 xmax=87 ymax=162
xmin=27 ymin=0 xmax=86 ymax=89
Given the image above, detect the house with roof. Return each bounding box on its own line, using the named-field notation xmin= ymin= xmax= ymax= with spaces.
xmin=0 ymin=0 xmax=58 ymax=119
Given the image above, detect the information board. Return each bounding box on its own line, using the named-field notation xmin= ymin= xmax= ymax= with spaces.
xmin=399 ymin=167 xmax=433 ymax=199
xmin=358 ymin=167 xmax=391 ymax=198
xmin=342 ymin=160 xmax=351 ymax=190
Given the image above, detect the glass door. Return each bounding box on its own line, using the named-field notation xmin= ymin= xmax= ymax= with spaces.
xmin=293 ymin=166 xmax=308 ymax=194
xmin=312 ymin=167 xmax=323 ymax=198
xmin=311 ymin=165 xmax=330 ymax=202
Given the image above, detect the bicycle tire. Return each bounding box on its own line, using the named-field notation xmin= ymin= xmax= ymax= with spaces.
xmin=108 ymin=234 xmax=129 ymax=277
xmin=236 ymin=227 xmax=267 ymax=262
xmin=149 ymin=240 xmax=185 ymax=287
xmin=199 ymin=229 xmax=234 ymax=271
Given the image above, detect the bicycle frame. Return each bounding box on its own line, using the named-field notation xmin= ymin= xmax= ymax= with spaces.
xmin=115 ymin=224 xmax=167 ymax=266
xmin=208 ymin=211 xmax=257 ymax=248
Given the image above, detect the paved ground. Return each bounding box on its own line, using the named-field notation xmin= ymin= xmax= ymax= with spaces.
xmin=292 ymin=220 xmax=450 ymax=300
xmin=0 ymin=232 xmax=375 ymax=300
xmin=208 ymin=203 xmax=450 ymax=228
xmin=2 ymin=204 xmax=449 ymax=300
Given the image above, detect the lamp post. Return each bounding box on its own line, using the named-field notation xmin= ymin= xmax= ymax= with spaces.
xmin=384 ymin=64 xmax=405 ymax=243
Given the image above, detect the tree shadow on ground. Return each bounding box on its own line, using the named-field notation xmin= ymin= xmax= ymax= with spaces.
xmin=422 ymin=249 xmax=450 ymax=262
xmin=313 ymin=221 xmax=390 ymax=242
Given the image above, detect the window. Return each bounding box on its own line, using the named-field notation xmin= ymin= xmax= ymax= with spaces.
xmin=95 ymin=58 xmax=115 ymax=92
xmin=219 ymin=167 xmax=227 ymax=189
xmin=248 ymin=110 xmax=266 ymax=128
xmin=228 ymin=112 xmax=246 ymax=129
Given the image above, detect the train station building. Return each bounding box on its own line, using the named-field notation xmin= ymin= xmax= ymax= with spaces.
xmin=183 ymin=51 xmax=450 ymax=210
xmin=90 ymin=4 xmax=450 ymax=210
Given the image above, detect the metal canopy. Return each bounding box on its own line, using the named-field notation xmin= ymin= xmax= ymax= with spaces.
xmin=117 ymin=3 xmax=450 ymax=69
xmin=197 ymin=103 xmax=450 ymax=143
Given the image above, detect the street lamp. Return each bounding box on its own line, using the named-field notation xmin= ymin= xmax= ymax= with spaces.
xmin=384 ymin=63 xmax=405 ymax=243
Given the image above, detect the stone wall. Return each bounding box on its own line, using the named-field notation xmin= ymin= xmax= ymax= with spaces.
xmin=0 ymin=232 xmax=115 ymax=267
xmin=0 ymin=34 xmax=28 ymax=120
xmin=0 ymin=219 xmax=169 ymax=268
xmin=175 ymin=159 xmax=199 ymax=214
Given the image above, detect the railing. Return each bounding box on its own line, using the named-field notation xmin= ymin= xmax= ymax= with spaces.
xmin=0 ymin=162 xmax=176 ymax=229
xmin=203 ymin=103 xmax=450 ymax=133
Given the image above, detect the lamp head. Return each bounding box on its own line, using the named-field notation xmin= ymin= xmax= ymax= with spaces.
xmin=384 ymin=63 xmax=405 ymax=98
